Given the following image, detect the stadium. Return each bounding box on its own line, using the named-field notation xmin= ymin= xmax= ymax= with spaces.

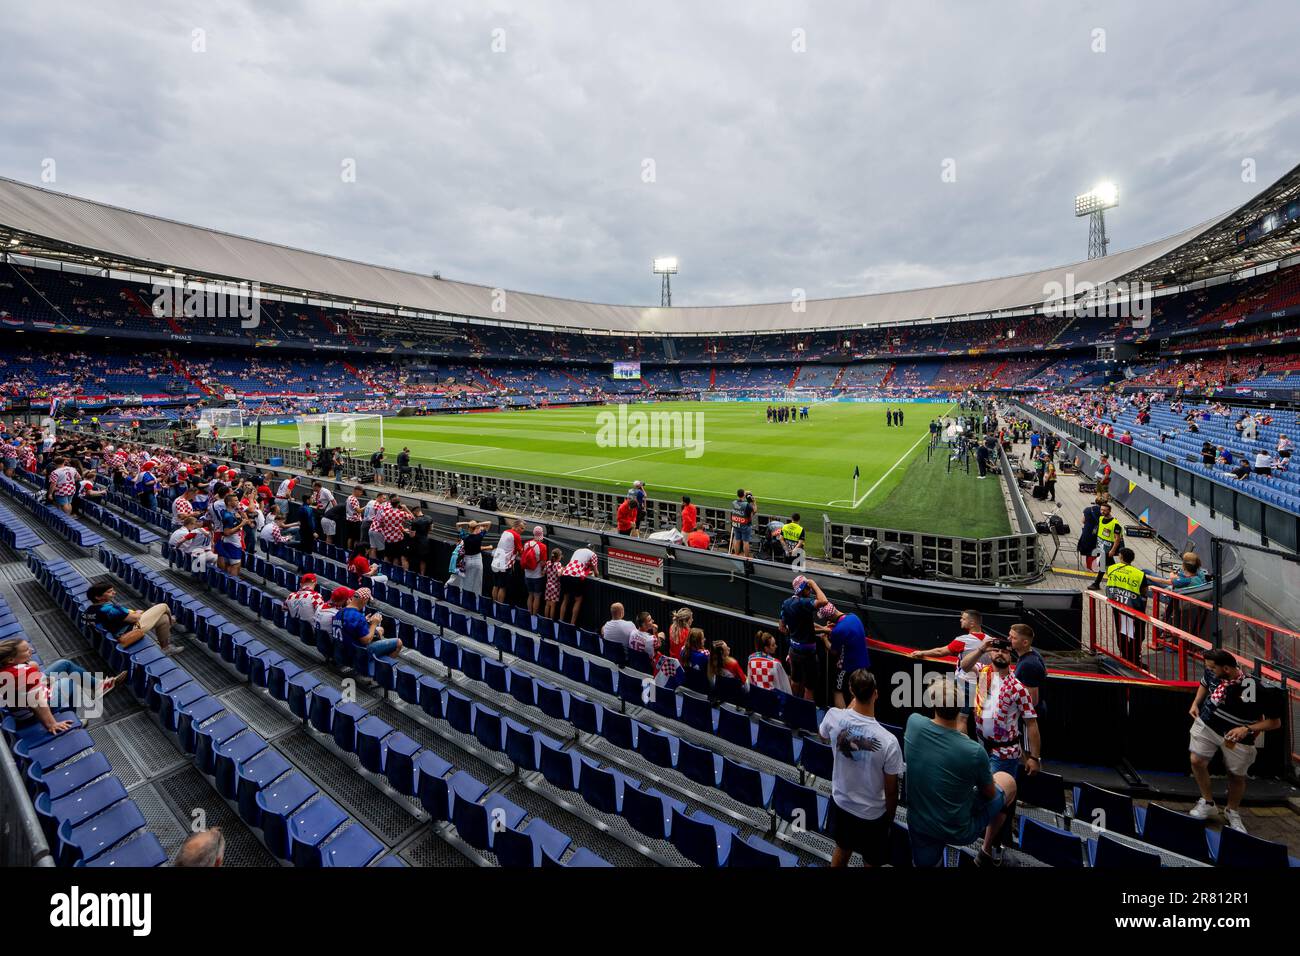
xmin=1 ymin=3 xmax=1298 ymax=920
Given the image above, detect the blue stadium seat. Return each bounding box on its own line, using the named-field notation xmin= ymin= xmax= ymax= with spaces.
xmin=256 ymin=772 xmax=320 ymax=860
xmin=727 ymin=833 xmax=799 ymax=868
xmin=318 ymin=823 xmax=389 ymax=867
xmin=540 ymin=845 xmax=613 ymax=867
xmin=504 ymin=720 xmax=544 ymax=771
xmin=1016 ymin=767 xmax=1066 ymax=816
xmin=634 ymin=726 xmax=678 ymax=769
xmin=716 ymin=705 xmax=756 ymax=749
xmin=799 ymin=739 xmax=834 ymax=780
xmin=356 ymin=716 xmax=395 ymax=773
xmin=450 ymin=782 xmax=526 ymax=852
xmin=507 ymin=668 xmax=535 ymax=707
xmin=755 ymin=719 xmax=801 ymax=764
xmin=1019 ymin=817 xmax=1085 ymax=867
xmin=1088 ymin=833 xmax=1162 ymax=868
xmin=577 ymin=759 xmax=628 ymax=816
xmin=237 ymin=749 xmax=293 ymax=826
xmin=1210 ymin=825 xmax=1292 ymax=868
xmin=495 ymin=818 xmax=573 ymax=868
xmin=539 ymin=738 xmax=581 ymax=791
xmin=678 ymin=691 xmax=716 ymax=734
xmin=473 ymin=704 xmax=505 ymax=751
xmin=418 ymin=675 xmax=446 ymax=719
xmin=569 ymin=696 xmax=601 ymax=735
xmin=669 ymin=807 xmax=736 ymax=868
xmin=1072 ymin=782 xmax=1136 ymax=836
xmin=81 ymin=832 xmax=168 ymax=868
xmin=58 ymin=799 xmax=147 ymax=866
xmin=445 ymin=690 xmax=475 ymax=735
xmin=379 ymin=738 xmax=426 ymax=796
xmin=676 ymin=738 xmax=722 ymax=788
xmin=621 ymin=785 xmax=685 ymax=841
xmin=1135 ymin=803 xmax=1210 ymax=862
xmin=330 ymin=702 xmax=370 ymax=753
xmin=535 ymin=681 xmax=568 ymax=721
xmin=289 ymin=796 xmax=350 ymax=867
xmin=719 ymin=757 xmax=774 ymax=808
xmin=600 ymin=709 xmax=635 ymax=750
xmin=771 ymin=775 xmax=827 ymax=832
xmin=414 ymin=757 xmax=460 ymax=820
xmin=213 ymin=731 xmax=269 ymax=799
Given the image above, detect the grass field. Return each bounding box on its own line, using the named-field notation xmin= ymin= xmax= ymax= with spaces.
xmin=259 ymin=402 xmax=1010 ymax=538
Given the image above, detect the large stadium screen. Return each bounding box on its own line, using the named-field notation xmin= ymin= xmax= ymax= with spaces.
xmin=612 ymin=361 xmax=641 ymax=380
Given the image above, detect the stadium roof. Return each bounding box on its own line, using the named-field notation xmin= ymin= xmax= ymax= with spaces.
xmin=0 ymin=165 xmax=1295 ymax=335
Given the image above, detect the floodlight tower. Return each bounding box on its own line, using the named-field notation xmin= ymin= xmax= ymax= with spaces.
xmin=652 ymin=257 xmax=678 ymax=307
xmin=1075 ymin=182 xmax=1119 ymax=259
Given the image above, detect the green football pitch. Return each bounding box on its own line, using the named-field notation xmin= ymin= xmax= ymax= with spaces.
xmin=258 ymin=402 xmax=1010 ymax=538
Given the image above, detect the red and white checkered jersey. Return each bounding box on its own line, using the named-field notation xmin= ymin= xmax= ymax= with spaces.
xmin=49 ymin=466 xmax=79 ymax=496
xmin=286 ymin=588 xmax=324 ymax=620
xmin=172 ymin=496 xmax=194 ymax=523
xmin=973 ymin=665 xmax=1037 ymax=760
xmin=561 ymin=548 xmax=599 ymax=578
xmin=372 ymin=502 xmax=409 ymax=543
xmin=345 ymin=495 xmax=365 ymax=521
xmin=310 ymin=487 xmax=336 ymax=510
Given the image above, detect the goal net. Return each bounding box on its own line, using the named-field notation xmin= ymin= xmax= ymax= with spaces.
xmin=294 ymin=413 xmax=384 ymax=458
xmin=197 ymin=407 xmax=248 ymax=439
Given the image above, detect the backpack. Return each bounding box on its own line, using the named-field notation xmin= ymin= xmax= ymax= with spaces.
xmin=520 ymin=539 xmax=543 ymax=571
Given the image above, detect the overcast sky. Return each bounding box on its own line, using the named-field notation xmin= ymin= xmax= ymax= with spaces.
xmin=2 ymin=0 xmax=1297 ymax=307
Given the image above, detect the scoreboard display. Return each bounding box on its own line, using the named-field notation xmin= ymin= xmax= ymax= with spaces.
xmin=613 ymin=361 xmax=641 ymax=380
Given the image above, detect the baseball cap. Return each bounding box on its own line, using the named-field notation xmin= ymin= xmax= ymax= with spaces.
xmin=329 ymin=586 xmax=354 ymax=605
xmin=791 ymin=575 xmax=808 ymax=593
xmin=300 ymin=573 xmax=317 ymax=584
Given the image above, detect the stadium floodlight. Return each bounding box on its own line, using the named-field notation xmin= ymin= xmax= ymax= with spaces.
xmin=1075 ymin=181 xmax=1119 ymax=259
xmin=652 ymin=257 xmax=678 ymax=306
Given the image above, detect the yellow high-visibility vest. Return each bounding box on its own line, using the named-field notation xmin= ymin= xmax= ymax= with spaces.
xmin=1097 ymin=517 xmax=1121 ymax=543
xmin=781 ymin=521 xmax=804 ymax=543
xmin=1106 ymin=563 xmax=1145 ymax=596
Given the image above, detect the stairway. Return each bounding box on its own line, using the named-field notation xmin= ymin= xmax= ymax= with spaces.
xmin=123 ymin=286 xmax=183 ymax=335
xmin=987 ymin=359 xmax=1008 ymax=386
xmin=831 ymin=366 xmax=846 ymax=389
xmin=880 ymin=364 xmax=896 ymax=387
xmin=709 ymin=367 xmax=717 ymax=389
xmin=788 ymin=366 xmax=801 ymax=388
xmin=341 ymin=361 xmax=378 ymax=392
xmin=475 ymin=367 xmax=506 ymax=390
xmin=169 ymin=358 xmax=216 ymax=396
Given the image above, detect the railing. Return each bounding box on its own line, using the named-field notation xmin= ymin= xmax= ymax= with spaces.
xmin=1014 ymin=399 xmax=1300 ymax=552
xmin=1150 ymin=585 xmax=1300 ymax=673
xmin=0 ymin=733 xmax=55 ymax=866
xmin=1086 ymin=590 xmax=1299 ymax=776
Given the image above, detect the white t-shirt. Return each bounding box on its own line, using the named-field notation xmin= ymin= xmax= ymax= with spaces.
xmin=1255 ymin=452 xmax=1271 ymax=468
xmin=168 ymin=527 xmax=210 ymax=555
xmin=948 ymin=633 xmax=985 ymax=686
xmin=817 ymin=709 xmax=905 ymax=821
xmin=601 ymin=619 xmax=638 ymax=647
xmin=491 ymin=530 xmax=517 ymax=572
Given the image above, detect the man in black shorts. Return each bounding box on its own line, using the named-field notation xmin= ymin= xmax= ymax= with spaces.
xmin=779 ymin=575 xmax=829 ymax=704
xmin=818 ymin=670 xmax=904 ymax=866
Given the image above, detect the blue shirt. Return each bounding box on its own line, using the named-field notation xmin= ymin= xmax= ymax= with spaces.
xmin=94 ymin=602 xmax=132 ymax=635
xmin=332 ymin=607 xmax=369 ymax=650
xmin=829 ymin=613 xmax=870 ymax=673
xmin=780 ymin=596 xmax=818 ymax=651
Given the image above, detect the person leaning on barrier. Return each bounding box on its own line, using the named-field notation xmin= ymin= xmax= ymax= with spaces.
xmin=1103 ymin=547 xmax=1149 ymax=667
